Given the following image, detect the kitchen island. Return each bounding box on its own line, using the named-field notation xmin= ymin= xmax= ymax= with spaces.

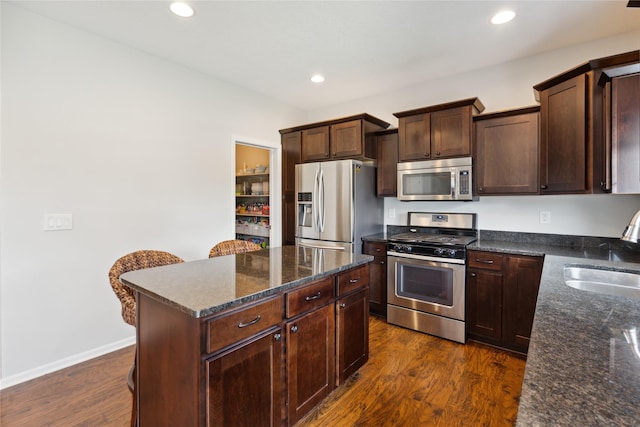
xmin=120 ymin=245 xmax=372 ymax=427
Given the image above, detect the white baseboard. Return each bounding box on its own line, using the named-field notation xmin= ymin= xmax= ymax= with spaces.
xmin=0 ymin=336 xmax=136 ymax=390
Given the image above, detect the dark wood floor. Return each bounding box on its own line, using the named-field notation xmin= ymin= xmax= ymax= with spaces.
xmin=1 ymin=317 xmax=525 ymax=426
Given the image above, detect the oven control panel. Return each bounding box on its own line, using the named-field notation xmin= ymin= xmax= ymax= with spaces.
xmin=389 ymin=243 xmax=465 ymax=260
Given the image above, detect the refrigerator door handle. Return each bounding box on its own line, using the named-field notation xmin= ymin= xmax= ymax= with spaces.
xmin=313 ymin=167 xmax=320 ymax=231
xmin=319 ymin=168 xmax=325 ymax=232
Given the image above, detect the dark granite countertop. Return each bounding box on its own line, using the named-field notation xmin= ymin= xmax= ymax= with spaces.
xmin=516 ymin=255 xmax=640 ymax=426
xmin=120 ymin=245 xmax=373 ymax=318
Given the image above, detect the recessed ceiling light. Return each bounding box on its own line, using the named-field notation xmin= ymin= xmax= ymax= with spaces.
xmin=170 ymin=2 xmax=194 ymax=18
xmin=310 ymin=74 xmax=325 ymax=84
xmin=491 ymin=10 xmax=515 ymax=25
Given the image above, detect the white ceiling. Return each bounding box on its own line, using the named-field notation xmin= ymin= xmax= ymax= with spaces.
xmin=9 ymin=0 xmax=640 ymax=111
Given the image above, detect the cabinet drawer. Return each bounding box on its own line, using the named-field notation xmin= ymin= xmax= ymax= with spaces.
xmin=286 ymin=277 xmax=334 ymax=318
xmin=207 ymin=296 xmax=282 ymax=354
xmin=468 ymin=251 xmax=504 ymax=271
xmin=337 ymin=265 xmax=369 ymax=296
xmin=363 ymin=241 xmax=386 ymax=256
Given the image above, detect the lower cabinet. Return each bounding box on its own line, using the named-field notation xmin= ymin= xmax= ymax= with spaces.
xmin=286 ymin=303 xmax=336 ymax=425
xmin=363 ymin=241 xmax=387 ymax=317
xmin=466 ymin=250 xmax=543 ymax=355
xmin=206 ymin=327 xmax=284 ymax=427
xmin=336 ymin=287 xmax=369 ymax=385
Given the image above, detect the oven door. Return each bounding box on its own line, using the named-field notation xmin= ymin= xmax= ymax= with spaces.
xmin=387 ymin=254 xmax=465 ymax=321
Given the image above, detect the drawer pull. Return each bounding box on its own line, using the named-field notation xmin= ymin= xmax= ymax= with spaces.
xmin=237 ymin=315 xmax=261 ymax=328
xmin=476 ymin=259 xmax=494 ymax=264
xmin=291 ymin=325 xmax=298 ymax=333
xmin=305 ymin=292 xmax=322 ymax=301
xmin=274 ymin=333 xmax=282 ymax=341
xmin=349 ymin=277 xmax=360 ymax=283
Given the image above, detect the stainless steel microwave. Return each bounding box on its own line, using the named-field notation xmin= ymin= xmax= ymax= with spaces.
xmin=397 ymin=157 xmax=474 ymax=201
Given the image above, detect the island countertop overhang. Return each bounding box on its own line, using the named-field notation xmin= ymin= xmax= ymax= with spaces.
xmin=120 ymin=245 xmax=373 ymax=318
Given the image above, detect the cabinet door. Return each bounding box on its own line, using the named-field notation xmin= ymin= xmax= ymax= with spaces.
xmin=206 ymin=328 xmax=284 ymax=427
xmin=363 ymin=241 xmax=387 ymax=317
xmin=282 ymin=131 xmax=301 ymax=246
xmin=286 ymin=304 xmax=335 ymax=425
xmin=612 ymin=73 xmax=640 ymax=193
xmin=503 ymin=255 xmax=543 ymax=352
xmin=330 ymin=119 xmax=363 ymax=158
xmin=431 ymin=106 xmax=472 ymax=158
xmin=376 ymin=132 xmax=398 ymax=197
xmin=398 ymin=114 xmax=430 ymax=161
xmin=301 ymin=126 xmax=330 ymax=162
xmin=466 ymin=269 xmax=503 ymax=341
xmin=539 ymin=74 xmax=587 ymax=193
xmin=336 ymin=288 xmax=369 ymax=385
xmin=474 ymin=112 xmax=540 ymax=195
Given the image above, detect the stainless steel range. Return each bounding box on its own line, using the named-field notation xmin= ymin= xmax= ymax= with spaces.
xmin=387 ymin=212 xmax=477 ymax=343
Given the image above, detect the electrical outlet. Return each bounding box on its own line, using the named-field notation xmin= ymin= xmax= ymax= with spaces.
xmin=44 ymin=213 xmax=73 ymax=231
xmin=539 ymin=211 xmax=551 ymax=224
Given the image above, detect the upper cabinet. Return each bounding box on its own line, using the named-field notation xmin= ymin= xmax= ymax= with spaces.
xmin=473 ymin=107 xmax=540 ymax=195
xmin=374 ymin=129 xmax=399 ymax=197
xmin=394 ymin=98 xmax=485 ymax=162
xmin=533 ymin=50 xmax=640 ymax=195
xmin=600 ymin=58 xmax=640 ymax=194
xmin=281 ymin=114 xmax=390 ymax=164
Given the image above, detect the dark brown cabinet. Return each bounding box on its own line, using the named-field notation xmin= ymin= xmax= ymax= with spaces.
xmin=534 ymin=50 xmax=640 ymax=194
xmin=280 ymin=114 xmax=389 ymax=164
xmin=286 ymin=303 xmax=335 ymax=425
xmin=466 ymin=250 xmax=543 ymax=355
xmin=301 ymin=125 xmax=330 ymax=162
xmin=363 ymin=241 xmax=387 ymax=317
xmin=335 ymin=266 xmax=369 ymax=385
xmin=394 ymin=98 xmax=484 ymax=162
xmin=473 ymin=107 xmax=540 ymax=195
xmin=375 ymin=129 xmax=398 ymax=197
xmin=281 ymin=131 xmax=301 ymax=246
xmin=284 ymin=277 xmax=335 ymax=425
xmin=611 ymin=71 xmax=640 ymax=193
xmin=206 ymin=328 xmax=283 ymax=427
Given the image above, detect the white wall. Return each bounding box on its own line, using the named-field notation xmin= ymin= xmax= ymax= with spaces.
xmin=0 ymin=4 xmax=304 ymax=386
xmin=306 ymin=29 xmax=640 ymax=236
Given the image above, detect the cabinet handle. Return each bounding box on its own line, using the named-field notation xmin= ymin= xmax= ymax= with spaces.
xmin=476 ymin=259 xmax=494 ymax=264
xmin=470 ymin=272 xmax=477 ymax=277
xmin=380 ymin=260 xmax=385 ymax=265
xmin=540 ymin=184 xmax=548 ymax=189
xmin=339 ymin=303 xmax=346 ymax=309
xmin=478 ymin=188 xmax=484 ymax=192
xmin=425 ymin=153 xmax=430 ymax=158
xmin=237 ymin=315 xmax=261 ymax=328
xmin=291 ymin=325 xmax=298 ymax=333
xmin=435 ymin=151 xmax=440 ymax=156
xmin=305 ymin=292 xmax=321 ymax=301
xmin=375 ymin=248 xmax=381 ymax=252
xmin=274 ymin=333 xmax=282 ymax=341
xmin=349 ymin=277 xmax=360 ymax=283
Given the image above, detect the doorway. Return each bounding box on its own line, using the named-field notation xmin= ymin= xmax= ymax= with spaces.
xmin=234 ymin=142 xmax=278 ymax=248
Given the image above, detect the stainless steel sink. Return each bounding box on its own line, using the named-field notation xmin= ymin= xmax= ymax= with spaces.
xmin=564 ymin=265 xmax=640 ymax=300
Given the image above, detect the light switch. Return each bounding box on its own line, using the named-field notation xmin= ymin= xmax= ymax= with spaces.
xmin=43 ymin=213 xmax=73 ymax=231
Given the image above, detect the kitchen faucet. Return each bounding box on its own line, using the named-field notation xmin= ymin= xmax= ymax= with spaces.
xmin=621 ymin=209 xmax=640 ymax=243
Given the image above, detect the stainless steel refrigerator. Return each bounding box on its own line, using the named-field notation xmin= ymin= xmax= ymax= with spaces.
xmin=295 ymin=159 xmax=383 ymax=254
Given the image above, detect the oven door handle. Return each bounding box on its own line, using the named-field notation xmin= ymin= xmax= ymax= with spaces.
xmin=387 ymin=251 xmax=465 ymax=265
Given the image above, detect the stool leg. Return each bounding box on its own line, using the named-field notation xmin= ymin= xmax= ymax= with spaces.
xmin=127 ymin=354 xmax=137 ymax=427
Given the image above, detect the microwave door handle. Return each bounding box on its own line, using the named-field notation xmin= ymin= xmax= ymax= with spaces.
xmin=451 ymin=169 xmax=457 ymax=200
